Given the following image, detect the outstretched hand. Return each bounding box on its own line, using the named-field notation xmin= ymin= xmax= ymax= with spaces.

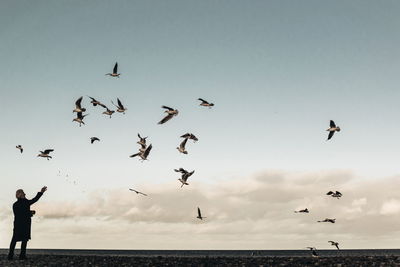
xmin=41 ymin=186 xmax=47 ymax=193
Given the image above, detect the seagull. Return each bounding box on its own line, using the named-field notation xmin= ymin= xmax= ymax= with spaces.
xmin=174 ymin=168 xmax=195 ymax=187
xmin=73 ymin=96 xmax=86 ymax=113
xmin=327 ymin=120 xmax=341 ymax=140
xmin=99 ymin=104 xmax=115 ymax=118
xmin=294 ymin=208 xmax=309 ymax=213
xmin=37 ymin=149 xmax=54 ymax=160
xmin=328 ymin=241 xmax=340 ymax=250
xmin=16 ymin=145 xmax=23 ymax=153
xmin=90 ymin=137 xmax=100 ymax=144
xmin=130 ymin=144 xmax=152 ymax=161
xmin=105 ymin=62 xmax=120 ymax=77
xmin=177 ymin=137 xmax=188 ymax=154
xmin=129 ymin=189 xmax=148 ymax=196
xmin=73 ymin=112 xmax=88 ymax=127
xmin=306 ymin=247 xmax=319 ymax=257
xmin=87 ymin=96 xmax=102 ymax=107
xmin=137 ymin=134 xmax=148 ymax=147
xmin=327 ymin=191 xmax=343 ymax=199
xmin=158 ymin=106 xmax=179 ymax=124
xmin=197 ymin=207 xmax=206 ymax=220
xmin=198 ymin=98 xmax=214 ymax=108
xmin=180 ymin=133 xmax=198 ymax=142
xmin=111 ymin=98 xmax=127 ymax=114
xmin=317 ymin=218 xmax=336 ymax=223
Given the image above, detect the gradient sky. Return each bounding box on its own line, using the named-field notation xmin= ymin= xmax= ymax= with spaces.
xmin=1 ymin=0 xmax=400 ymax=249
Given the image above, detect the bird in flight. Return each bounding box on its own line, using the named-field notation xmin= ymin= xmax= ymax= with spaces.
xmin=317 ymin=218 xmax=336 ymax=223
xmin=306 ymin=247 xmax=319 ymax=257
xmin=180 ymin=133 xmax=198 ymax=142
xmin=327 ymin=120 xmax=341 ymax=140
xmin=197 ymin=207 xmax=206 ymax=220
xmin=174 ymin=168 xmax=195 ymax=187
xmin=326 ymin=191 xmax=343 ymax=199
xmin=90 ymin=137 xmax=100 ymax=144
xmin=105 ymin=62 xmax=120 ymax=77
xmin=294 ymin=208 xmax=309 ymax=213
xmin=129 ymin=189 xmax=148 ymax=196
xmin=99 ymin=104 xmax=115 ymax=118
xmin=328 ymin=241 xmax=340 ymax=250
xmin=37 ymin=149 xmax=54 ymax=160
xmin=130 ymin=144 xmax=152 ymax=161
xmin=73 ymin=112 xmax=88 ymax=127
xmin=16 ymin=145 xmax=23 ymax=153
xmin=158 ymin=106 xmax=179 ymax=124
xmin=177 ymin=137 xmax=188 ymax=154
xmin=137 ymin=134 xmax=148 ymax=148
xmin=112 ymin=98 xmax=127 ymax=114
xmin=73 ymin=96 xmax=86 ymax=113
xmin=198 ymin=98 xmax=214 ymax=108
xmin=87 ymin=96 xmax=103 ymax=107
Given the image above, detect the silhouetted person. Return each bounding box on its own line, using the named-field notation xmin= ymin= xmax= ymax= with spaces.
xmin=7 ymin=186 xmax=47 ymax=260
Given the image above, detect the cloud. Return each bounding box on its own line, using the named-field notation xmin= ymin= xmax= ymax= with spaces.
xmin=1 ymin=170 xmax=400 ymax=249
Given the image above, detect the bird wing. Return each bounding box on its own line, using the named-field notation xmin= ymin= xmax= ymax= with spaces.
xmin=180 ymin=133 xmax=191 ymax=138
xmin=330 ymin=120 xmax=336 ymax=128
xmin=77 ymin=112 xmax=84 ymax=119
xmin=327 ymin=191 xmax=333 ymax=195
xmin=158 ymin=114 xmax=173 ymax=124
xmin=130 ymin=153 xmax=140 ymax=158
xmin=117 ymin=98 xmax=124 ymax=109
xmin=143 ymin=144 xmax=152 ymax=157
xmin=98 ymin=103 xmax=108 ymax=109
xmin=75 ymin=96 xmax=83 ymax=108
xmin=198 ymin=207 xmax=201 ymax=217
xmin=113 ymin=62 xmax=118 ymax=74
xmin=43 ymin=149 xmax=54 ymax=154
xmin=191 ymin=134 xmax=198 ymax=141
xmin=336 ymin=191 xmax=342 ymax=195
xmin=198 ymin=98 xmax=208 ymax=104
xmin=161 ymin=105 xmax=174 ymax=111
xmin=180 ymin=138 xmax=188 ymax=149
xmin=327 ymin=131 xmax=334 ymax=140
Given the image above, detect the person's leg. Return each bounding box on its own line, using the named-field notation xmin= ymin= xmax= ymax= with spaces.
xmin=19 ymin=240 xmax=28 ymax=259
xmin=7 ymin=237 xmax=17 ymax=260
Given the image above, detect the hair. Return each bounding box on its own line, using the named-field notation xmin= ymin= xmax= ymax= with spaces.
xmin=16 ymin=189 xmax=24 ymax=199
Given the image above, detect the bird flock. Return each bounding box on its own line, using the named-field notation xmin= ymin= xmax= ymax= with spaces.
xmin=14 ymin=62 xmax=346 ymax=252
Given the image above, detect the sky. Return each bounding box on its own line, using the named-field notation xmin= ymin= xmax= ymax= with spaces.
xmin=0 ymin=0 xmax=400 ymax=249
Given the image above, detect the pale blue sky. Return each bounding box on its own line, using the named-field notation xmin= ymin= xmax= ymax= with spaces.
xmin=0 ymin=0 xmax=400 ymax=248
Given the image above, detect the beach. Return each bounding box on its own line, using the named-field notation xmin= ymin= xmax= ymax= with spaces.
xmin=1 ymin=254 xmax=400 ymax=267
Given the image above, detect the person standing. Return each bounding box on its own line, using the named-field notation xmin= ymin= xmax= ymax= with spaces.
xmin=7 ymin=186 xmax=47 ymax=260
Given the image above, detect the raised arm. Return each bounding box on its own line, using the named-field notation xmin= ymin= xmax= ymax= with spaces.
xmin=28 ymin=186 xmax=47 ymax=205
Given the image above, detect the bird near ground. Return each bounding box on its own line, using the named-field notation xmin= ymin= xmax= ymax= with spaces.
xmin=306 ymin=247 xmax=319 ymax=257
xmin=158 ymin=106 xmax=178 ymax=124
xmin=16 ymin=145 xmax=23 ymax=153
xmin=73 ymin=96 xmax=86 ymax=113
xmin=73 ymin=112 xmax=88 ymax=126
xmin=180 ymin=133 xmax=198 ymax=142
xmin=294 ymin=208 xmax=309 ymax=213
xmin=37 ymin=149 xmax=54 ymax=160
xmin=327 ymin=191 xmax=343 ymax=199
xmin=197 ymin=207 xmax=206 ymax=220
xmin=90 ymin=137 xmax=100 ymax=144
xmin=174 ymin=168 xmax=195 ymax=187
xmin=198 ymin=98 xmax=214 ymax=108
xmin=328 ymin=241 xmax=340 ymax=250
xmin=177 ymin=137 xmax=189 ymax=154
xmin=327 ymin=120 xmax=341 ymax=140
xmin=129 ymin=189 xmax=148 ymax=196
xmin=105 ymin=62 xmax=120 ymax=77
xmin=317 ymin=218 xmax=336 ymax=223
xmin=111 ymin=98 xmax=127 ymax=114
xmin=130 ymin=144 xmax=152 ymax=161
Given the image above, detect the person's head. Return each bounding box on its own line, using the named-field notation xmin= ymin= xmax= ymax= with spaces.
xmin=16 ymin=189 xmax=25 ymax=199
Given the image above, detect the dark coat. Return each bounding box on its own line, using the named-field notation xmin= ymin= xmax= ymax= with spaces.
xmin=12 ymin=192 xmax=43 ymax=241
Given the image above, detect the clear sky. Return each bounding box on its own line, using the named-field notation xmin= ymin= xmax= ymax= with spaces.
xmin=1 ymin=0 xmax=400 ymax=249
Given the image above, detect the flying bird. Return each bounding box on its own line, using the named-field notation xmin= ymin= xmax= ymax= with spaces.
xmin=105 ymin=62 xmax=120 ymax=77
xmin=197 ymin=207 xmax=206 ymax=220
xmin=100 ymin=104 xmax=115 ymax=118
xmin=129 ymin=189 xmax=148 ymax=196
xmin=317 ymin=218 xmax=336 ymax=223
xmin=294 ymin=208 xmax=309 ymax=213
xmin=130 ymin=144 xmax=152 ymax=161
xmin=73 ymin=112 xmax=88 ymax=127
xmin=37 ymin=149 xmax=54 ymax=160
xmin=111 ymin=98 xmax=127 ymax=114
xmin=327 ymin=191 xmax=343 ymax=199
xmin=137 ymin=134 xmax=148 ymax=147
xmin=174 ymin=168 xmax=195 ymax=187
xmin=158 ymin=106 xmax=178 ymax=124
xmin=328 ymin=241 xmax=340 ymax=250
xmin=16 ymin=145 xmax=23 ymax=153
xmin=87 ymin=96 xmax=102 ymax=107
xmin=198 ymin=98 xmax=214 ymax=108
xmin=177 ymin=137 xmax=188 ymax=154
xmin=306 ymin=247 xmax=319 ymax=257
xmin=73 ymin=96 xmax=86 ymax=113
xmin=180 ymin=133 xmax=198 ymax=142
xmin=90 ymin=137 xmax=100 ymax=144
xmin=327 ymin=120 xmax=341 ymax=140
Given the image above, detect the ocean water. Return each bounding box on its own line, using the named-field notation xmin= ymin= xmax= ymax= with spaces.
xmin=1 ymin=249 xmax=400 ymax=257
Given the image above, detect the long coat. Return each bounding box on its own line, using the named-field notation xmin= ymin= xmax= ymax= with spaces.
xmin=12 ymin=192 xmax=43 ymax=241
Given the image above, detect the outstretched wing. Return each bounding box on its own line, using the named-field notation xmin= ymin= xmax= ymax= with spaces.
xmin=130 ymin=153 xmax=140 ymax=158
xmin=198 ymin=98 xmax=208 ymax=104
xmin=75 ymin=96 xmax=83 ymax=108
xmin=113 ymin=62 xmax=118 ymax=74
xmin=180 ymin=133 xmax=191 ymax=139
xmin=180 ymin=138 xmax=188 ymax=149
xmin=143 ymin=144 xmax=152 ymax=158
xmin=326 ymin=191 xmax=333 ymax=195
xmin=330 ymin=120 xmax=336 ymax=128
xmin=161 ymin=105 xmax=174 ymax=111
xmin=327 ymin=131 xmax=334 ymax=140
xmin=158 ymin=114 xmax=173 ymax=124
xmin=99 ymin=103 xmax=108 ymax=109
xmin=197 ymin=207 xmax=201 ymax=217
xmin=117 ymin=98 xmax=124 ymax=109
xmin=43 ymin=149 xmax=54 ymax=154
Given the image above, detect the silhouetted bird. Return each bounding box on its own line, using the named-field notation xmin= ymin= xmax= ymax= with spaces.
xmin=130 ymin=144 xmax=152 ymax=161
xmin=328 ymin=241 xmax=340 ymax=250
xmin=129 ymin=189 xmax=148 ymax=196
xmin=294 ymin=208 xmax=309 ymax=213
xmin=198 ymin=98 xmax=214 ymax=108
xmin=37 ymin=149 xmax=54 ymax=160
xmin=73 ymin=96 xmax=86 ymax=113
xmin=327 ymin=120 xmax=341 ymax=140
xmin=306 ymin=247 xmax=319 ymax=257
xmin=87 ymin=96 xmax=102 ymax=107
xmin=174 ymin=168 xmax=195 ymax=187
xmin=180 ymin=133 xmax=198 ymax=142
xmin=158 ymin=106 xmax=178 ymax=124
xmin=197 ymin=207 xmax=206 ymax=220
xmin=327 ymin=191 xmax=343 ymax=199
xmin=90 ymin=137 xmax=100 ymax=144
xmin=105 ymin=62 xmax=120 ymax=77
xmin=99 ymin=104 xmax=115 ymax=118
xmin=73 ymin=112 xmax=88 ymax=126
xmin=317 ymin=218 xmax=336 ymax=223
xmin=177 ymin=137 xmax=188 ymax=154
xmin=16 ymin=145 xmax=23 ymax=153
xmin=111 ymin=98 xmax=127 ymax=114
